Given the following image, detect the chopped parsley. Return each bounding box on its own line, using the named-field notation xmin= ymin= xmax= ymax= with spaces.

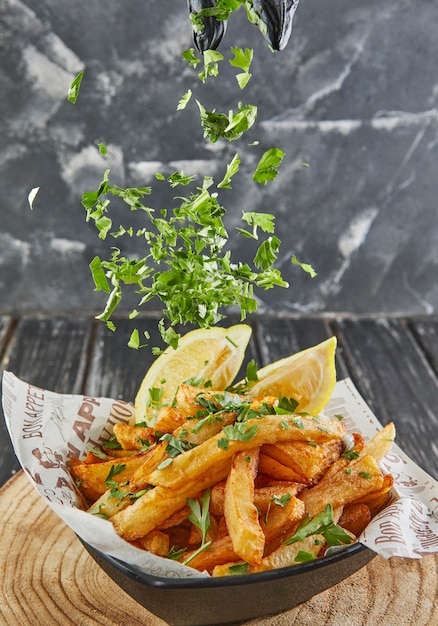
xmin=78 ymin=37 xmax=315 ymax=350
xmin=342 ymin=449 xmax=360 ymax=460
xmin=294 ymin=550 xmax=317 ymax=563
xmin=285 ymin=503 xmax=354 ymax=547
xmin=217 ymin=422 xmax=259 ymax=450
xmin=264 ymin=492 xmax=292 ymax=524
xmin=226 ymin=360 xmax=259 ymax=394
xmin=183 ymin=490 xmax=212 ymax=565
xmin=228 ymin=562 xmax=250 ymax=575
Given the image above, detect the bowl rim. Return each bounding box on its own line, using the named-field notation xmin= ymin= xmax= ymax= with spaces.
xmin=91 ymin=541 xmax=372 ymax=589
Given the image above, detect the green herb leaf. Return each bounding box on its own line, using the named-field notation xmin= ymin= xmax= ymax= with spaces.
xmin=359 ymin=472 xmax=372 ymax=479
xmin=166 ymin=546 xmax=186 ymax=560
xmin=254 ymin=236 xmax=281 ymax=271
xmin=253 ymin=148 xmax=285 ymax=185
xmin=294 ymin=550 xmax=317 ymax=563
xmin=187 ymin=490 xmax=211 ymax=540
xmin=177 ymin=89 xmax=193 ymax=111
xmin=104 ymin=464 xmax=126 ymax=490
xmin=277 ymin=396 xmax=299 ymax=414
xmin=342 ymin=449 xmax=360 ymax=460
xmin=217 ymin=153 xmax=241 ymax=189
xmin=199 ymin=49 xmax=224 ymax=83
xmin=228 ymin=562 xmax=250 ymax=575
xmin=285 ymin=503 xmax=354 ymax=547
xmin=218 ymin=422 xmax=259 ymax=450
xmin=238 ymin=211 xmax=276 ymax=239
xmin=229 ymin=47 xmax=253 ymax=88
xmin=291 ymin=254 xmax=317 ymax=278
xmin=182 ymin=48 xmax=200 ymax=69
xmin=197 ymin=100 xmax=257 ymax=143
xmin=68 ymin=70 xmax=84 ymax=103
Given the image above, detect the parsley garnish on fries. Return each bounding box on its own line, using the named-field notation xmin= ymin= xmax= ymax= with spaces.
xmin=285 ymin=504 xmax=354 ymax=547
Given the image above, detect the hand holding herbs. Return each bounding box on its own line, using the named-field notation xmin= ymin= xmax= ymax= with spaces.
xmin=186 ymin=0 xmax=301 ymax=52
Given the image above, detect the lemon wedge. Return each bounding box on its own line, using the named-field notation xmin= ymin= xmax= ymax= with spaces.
xmin=134 ymin=324 xmax=252 ymax=424
xmin=246 ymin=336 xmax=337 ymax=415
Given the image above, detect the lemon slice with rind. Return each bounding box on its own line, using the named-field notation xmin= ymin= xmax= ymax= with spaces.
xmin=135 ymin=324 xmax=252 ymax=425
xmin=245 ymin=336 xmax=337 ymax=416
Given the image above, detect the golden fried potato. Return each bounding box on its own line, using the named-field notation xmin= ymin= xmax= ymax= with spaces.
xmin=113 ymin=424 xmax=156 ymax=451
xmin=301 ymin=454 xmax=384 ymax=517
xmin=146 ymin=414 xmax=346 ymax=490
xmin=360 ymin=423 xmax=396 ymax=462
xmin=262 ymin=439 xmax=343 ymax=482
xmin=338 ymin=503 xmax=372 ymax=537
xmin=183 ymin=535 xmax=238 ymax=573
xmin=154 ymin=407 xmax=191 ymax=433
xmin=112 ymin=459 xmax=231 ymax=541
xmin=258 ymin=453 xmax=307 ymax=482
xmin=70 ymin=452 xmax=149 ymax=501
xmin=136 ymin=529 xmax=170 ymax=556
xmin=224 ymin=448 xmax=264 ymax=566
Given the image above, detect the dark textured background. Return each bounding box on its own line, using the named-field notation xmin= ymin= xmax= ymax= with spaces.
xmin=1 ymin=0 xmax=437 ymax=317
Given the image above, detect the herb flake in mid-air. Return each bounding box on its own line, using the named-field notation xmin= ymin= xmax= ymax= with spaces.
xmin=68 ymin=70 xmax=85 ymax=104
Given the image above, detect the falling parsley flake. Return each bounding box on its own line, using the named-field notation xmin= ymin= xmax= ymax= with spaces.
xmin=68 ymin=70 xmax=84 ymax=104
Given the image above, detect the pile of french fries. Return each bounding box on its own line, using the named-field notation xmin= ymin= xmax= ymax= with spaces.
xmin=70 ymin=384 xmax=395 ymax=576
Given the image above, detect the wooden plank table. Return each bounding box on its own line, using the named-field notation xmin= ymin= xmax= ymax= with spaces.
xmin=0 ymin=313 xmax=437 ymax=625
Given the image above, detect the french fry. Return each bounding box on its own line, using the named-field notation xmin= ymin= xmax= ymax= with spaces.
xmin=262 ymin=439 xmax=342 ymax=481
xmin=208 ymin=480 xmax=301 ymax=517
xmin=136 ymin=529 xmax=170 ymax=557
xmin=185 ymin=494 xmax=306 ymax=573
xmin=360 ymin=422 xmax=396 ymax=462
xmin=128 ymin=443 xmax=169 ymax=492
xmin=251 ymin=506 xmax=344 ymax=573
xmin=224 ymin=448 xmax=264 ymax=566
xmin=157 ymin=505 xmax=191 ymax=529
xmin=70 ymin=452 xmax=149 ymax=501
xmin=128 ymin=411 xmax=238 ymax=492
xmin=182 ymin=535 xmax=238 ymax=573
xmin=87 ymin=483 xmax=133 ymax=518
xmin=338 ymin=503 xmax=372 ymax=537
xmin=146 ymin=414 xmax=346 ymax=490
xmin=174 ymin=384 xmax=213 ymax=413
xmin=351 ymin=473 xmax=394 ymax=516
xmin=319 ymin=432 xmax=365 ymax=482
xmin=254 ymin=483 xmax=303 ymax=514
xmin=252 ymin=534 xmax=325 ymax=573
xmin=112 ymin=459 xmax=232 ymax=540
xmin=260 ymin=495 xmax=306 ymax=554
xmin=113 ymin=423 xmax=156 ymax=451
xmin=301 ymin=454 xmax=384 ymax=517
xmin=258 ymin=453 xmax=307 ymax=482
xmin=154 ymin=406 xmax=192 ymax=433
xmin=210 ymin=481 xmax=227 ymax=516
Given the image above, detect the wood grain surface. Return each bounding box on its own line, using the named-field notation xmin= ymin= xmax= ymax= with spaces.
xmin=1 ymin=471 xmax=437 ymax=626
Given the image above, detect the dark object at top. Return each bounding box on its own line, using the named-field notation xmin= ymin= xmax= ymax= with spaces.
xmin=187 ymin=0 xmax=227 ymax=52
xmin=186 ymin=0 xmax=300 ymax=52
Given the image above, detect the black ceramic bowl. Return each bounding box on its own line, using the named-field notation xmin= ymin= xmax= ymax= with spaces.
xmin=83 ymin=541 xmax=375 ymax=625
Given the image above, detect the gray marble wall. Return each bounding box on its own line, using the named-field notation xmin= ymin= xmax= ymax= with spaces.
xmin=1 ymin=0 xmax=437 ymax=316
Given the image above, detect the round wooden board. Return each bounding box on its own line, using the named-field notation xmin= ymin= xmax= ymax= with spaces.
xmin=0 ymin=471 xmax=437 ymax=626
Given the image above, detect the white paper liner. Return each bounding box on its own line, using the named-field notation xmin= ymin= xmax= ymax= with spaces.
xmin=2 ymin=371 xmax=438 ymax=578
